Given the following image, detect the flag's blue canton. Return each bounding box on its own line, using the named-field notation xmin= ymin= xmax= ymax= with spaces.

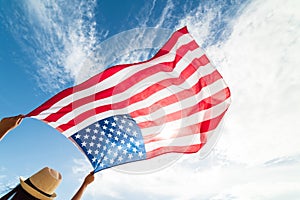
xmin=71 ymin=114 xmax=146 ymax=172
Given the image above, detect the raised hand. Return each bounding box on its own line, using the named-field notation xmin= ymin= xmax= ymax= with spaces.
xmin=0 ymin=114 xmax=24 ymax=141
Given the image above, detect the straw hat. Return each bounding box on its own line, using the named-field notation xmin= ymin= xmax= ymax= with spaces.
xmin=20 ymin=167 xmax=62 ymax=200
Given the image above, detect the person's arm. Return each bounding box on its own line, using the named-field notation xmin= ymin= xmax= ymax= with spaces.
xmin=71 ymin=171 xmax=95 ymax=200
xmin=0 ymin=114 xmax=24 ymax=141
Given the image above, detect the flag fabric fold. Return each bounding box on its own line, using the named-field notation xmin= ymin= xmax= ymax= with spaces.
xmin=26 ymin=27 xmax=231 ymax=172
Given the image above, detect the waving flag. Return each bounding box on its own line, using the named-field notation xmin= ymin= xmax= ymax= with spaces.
xmin=26 ymin=27 xmax=231 ymax=172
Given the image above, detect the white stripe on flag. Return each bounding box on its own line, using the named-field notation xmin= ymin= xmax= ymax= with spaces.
xmin=144 ymin=133 xmax=201 ymax=153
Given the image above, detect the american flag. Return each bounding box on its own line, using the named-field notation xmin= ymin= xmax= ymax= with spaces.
xmin=26 ymin=27 xmax=231 ymax=172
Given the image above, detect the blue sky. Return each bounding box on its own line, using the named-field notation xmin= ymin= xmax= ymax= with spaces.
xmin=1 ymin=0 xmax=300 ymax=199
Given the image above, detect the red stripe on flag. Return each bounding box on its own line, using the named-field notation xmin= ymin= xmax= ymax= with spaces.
xmin=56 ymin=104 xmax=113 ymax=132
xmin=26 ymin=65 xmax=129 ymax=117
xmin=143 ymin=104 xmax=229 ymax=143
xmin=153 ymin=26 xmax=189 ymax=58
xmin=146 ymin=144 xmax=204 ymax=159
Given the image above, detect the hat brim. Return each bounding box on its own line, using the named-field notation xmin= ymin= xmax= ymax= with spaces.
xmin=20 ymin=177 xmax=57 ymax=200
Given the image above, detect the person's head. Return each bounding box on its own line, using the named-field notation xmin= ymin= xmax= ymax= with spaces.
xmin=1 ymin=167 xmax=62 ymax=200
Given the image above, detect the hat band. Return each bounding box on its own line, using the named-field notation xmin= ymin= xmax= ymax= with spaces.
xmin=25 ymin=179 xmax=52 ymax=198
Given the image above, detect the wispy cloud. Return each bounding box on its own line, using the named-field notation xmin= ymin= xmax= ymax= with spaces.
xmin=154 ymin=0 xmax=174 ymax=28
xmin=25 ymin=0 xmax=100 ymax=92
xmin=176 ymin=0 xmax=250 ymax=48
xmin=1 ymin=0 xmax=100 ymax=93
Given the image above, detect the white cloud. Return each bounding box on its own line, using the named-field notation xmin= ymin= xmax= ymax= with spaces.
xmin=206 ymin=0 xmax=300 ymax=165
xmin=73 ymin=156 xmax=300 ymax=200
xmin=176 ymin=5 xmax=218 ymax=46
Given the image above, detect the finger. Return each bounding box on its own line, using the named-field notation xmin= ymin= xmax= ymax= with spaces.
xmin=16 ymin=119 xmax=22 ymax=125
xmin=18 ymin=114 xmax=25 ymax=118
xmin=16 ymin=115 xmax=24 ymax=125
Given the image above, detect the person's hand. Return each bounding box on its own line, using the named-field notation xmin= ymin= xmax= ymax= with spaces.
xmin=83 ymin=171 xmax=95 ymax=186
xmin=71 ymin=171 xmax=95 ymax=200
xmin=0 ymin=114 xmax=24 ymax=141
